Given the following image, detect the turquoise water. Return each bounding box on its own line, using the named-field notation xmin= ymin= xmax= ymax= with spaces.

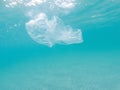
xmin=0 ymin=0 xmax=120 ymax=90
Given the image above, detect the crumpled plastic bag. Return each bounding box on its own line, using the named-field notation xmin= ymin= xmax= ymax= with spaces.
xmin=26 ymin=13 xmax=83 ymax=47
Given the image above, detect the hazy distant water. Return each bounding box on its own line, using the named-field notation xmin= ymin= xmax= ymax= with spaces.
xmin=0 ymin=0 xmax=120 ymax=90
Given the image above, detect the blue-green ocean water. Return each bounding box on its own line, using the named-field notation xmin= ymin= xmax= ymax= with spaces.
xmin=0 ymin=0 xmax=120 ymax=90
